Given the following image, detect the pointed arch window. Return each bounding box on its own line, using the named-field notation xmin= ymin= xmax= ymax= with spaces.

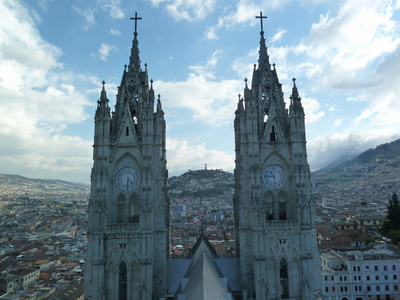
xmin=279 ymin=202 xmax=286 ymax=220
xmin=280 ymin=258 xmax=289 ymax=298
xmin=277 ymin=192 xmax=287 ymax=220
xmin=129 ymin=195 xmax=140 ymax=223
xmin=270 ymin=126 xmax=277 ymax=142
xmin=264 ymin=193 xmax=274 ymax=221
xmin=117 ymin=195 xmax=126 ymax=223
xmin=119 ymin=261 xmax=127 ymax=300
xmin=131 ymin=261 xmax=140 ymax=298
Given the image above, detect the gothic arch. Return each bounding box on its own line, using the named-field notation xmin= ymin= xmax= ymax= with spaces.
xmin=262 ymin=152 xmax=288 ymax=168
xmin=277 ymin=191 xmax=288 ymax=220
xmin=263 ymin=192 xmax=275 ymax=220
xmin=279 ymin=258 xmax=289 ymax=298
xmin=119 ymin=261 xmax=128 ymax=300
xmin=130 ymin=261 xmax=141 ymax=299
xmin=113 ymin=153 xmax=141 ymax=173
xmin=117 ymin=194 xmax=127 ymax=223
xmin=129 ymin=193 xmax=140 ymax=223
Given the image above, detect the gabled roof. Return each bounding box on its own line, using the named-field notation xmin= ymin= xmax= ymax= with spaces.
xmin=176 ymin=233 xmax=232 ymax=300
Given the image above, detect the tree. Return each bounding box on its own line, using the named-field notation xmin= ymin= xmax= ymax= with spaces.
xmin=382 ymin=192 xmax=400 ymax=234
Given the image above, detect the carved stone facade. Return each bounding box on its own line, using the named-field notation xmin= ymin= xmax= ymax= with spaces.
xmin=84 ymin=12 xmax=322 ymax=300
xmin=84 ymin=18 xmax=168 ymax=299
xmin=233 ymin=16 xmax=322 ymax=299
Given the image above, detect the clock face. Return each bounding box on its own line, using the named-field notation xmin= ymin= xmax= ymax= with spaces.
xmin=263 ymin=165 xmax=286 ymax=189
xmin=116 ymin=168 xmax=140 ymax=192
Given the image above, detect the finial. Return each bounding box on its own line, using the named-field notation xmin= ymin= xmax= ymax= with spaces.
xmin=124 ymin=64 xmax=127 ymax=71
xmin=256 ymin=11 xmax=268 ymax=33
xmin=292 ymin=77 xmax=296 ymax=86
xmin=130 ymin=12 xmax=142 ymax=36
xmin=253 ymin=63 xmax=256 ymax=70
xmin=102 ymin=80 xmax=106 ymax=87
xmin=158 ymin=94 xmax=161 ymax=100
xmin=238 ymin=94 xmax=241 ymax=100
xmin=273 ymin=63 xmax=276 ymax=70
xmin=244 ymin=78 xmax=248 ymax=89
xmin=150 ymin=79 xmax=153 ymax=90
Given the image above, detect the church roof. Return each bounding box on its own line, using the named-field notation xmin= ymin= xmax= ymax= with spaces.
xmin=176 ymin=234 xmax=231 ymax=300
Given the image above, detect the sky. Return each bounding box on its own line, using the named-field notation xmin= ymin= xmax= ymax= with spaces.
xmin=1 ymin=0 xmax=400 ymax=184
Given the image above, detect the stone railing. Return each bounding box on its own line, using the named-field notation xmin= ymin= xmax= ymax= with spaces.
xmin=264 ymin=220 xmax=299 ymax=232
xmin=106 ymin=223 xmax=140 ymax=238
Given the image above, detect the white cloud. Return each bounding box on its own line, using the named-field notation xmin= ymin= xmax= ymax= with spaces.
xmin=0 ymin=0 xmax=94 ymax=182
xmin=150 ymin=0 xmax=217 ymax=21
xmin=156 ymin=75 xmax=241 ymax=126
xmin=204 ymin=0 xmax=311 ymax=40
xmin=99 ymin=43 xmax=117 ymax=61
xmin=98 ymin=0 xmax=125 ymax=19
xmin=166 ymin=138 xmax=234 ymax=174
xmin=296 ymin=0 xmax=400 ymax=88
xmin=38 ymin=0 xmax=54 ymax=11
xmin=271 ymin=29 xmax=287 ymax=42
xmin=301 ymin=96 xmax=325 ymax=124
xmin=231 ymin=47 xmax=258 ymax=79
xmin=110 ymin=28 xmax=120 ymax=36
xmin=333 ymin=119 xmax=341 ymax=127
xmin=73 ymin=6 xmax=96 ymax=28
xmin=308 ymin=129 xmax=400 ymax=171
xmin=155 ymin=51 xmax=242 ymax=126
xmin=205 ymin=1 xmax=259 ymax=39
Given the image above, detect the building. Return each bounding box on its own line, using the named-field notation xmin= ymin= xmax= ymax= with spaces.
xmin=85 ymin=11 xmax=322 ymax=300
xmin=233 ymin=12 xmax=322 ymax=299
xmin=346 ymin=214 xmax=387 ymax=233
xmin=321 ymin=243 xmax=400 ymax=300
xmin=6 ymin=268 xmax=40 ymax=290
xmin=84 ymin=12 xmax=169 ymax=300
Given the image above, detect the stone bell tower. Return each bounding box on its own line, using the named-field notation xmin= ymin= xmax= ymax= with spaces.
xmin=233 ymin=12 xmax=322 ymax=300
xmin=84 ymin=13 xmax=169 ymax=300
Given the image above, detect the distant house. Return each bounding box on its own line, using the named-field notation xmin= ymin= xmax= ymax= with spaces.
xmin=0 ymin=277 xmax=17 ymax=296
xmin=46 ymin=281 xmax=84 ymax=300
xmin=347 ymin=213 xmax=387 ymax=232
xmin=6 ymin=268 xmax=40 ymax=290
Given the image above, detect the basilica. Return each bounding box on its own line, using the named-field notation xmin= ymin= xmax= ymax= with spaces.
xmin=84 ymin=12 xmax=322 ymax=300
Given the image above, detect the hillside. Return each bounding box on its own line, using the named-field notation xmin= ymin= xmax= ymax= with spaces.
xmin=0 ymin=173 xmax=89 ymax=201
xmin=1 ymin=137 xmax=399 ymax=205
xmin=312 ymin=138 xmax=400 ymax=204
xmin=168 ymin=169 xmax=234 ymax=200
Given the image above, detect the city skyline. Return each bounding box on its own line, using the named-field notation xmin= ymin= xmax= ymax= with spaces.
xmin=1 ymin=0 xmax=400 ymax=183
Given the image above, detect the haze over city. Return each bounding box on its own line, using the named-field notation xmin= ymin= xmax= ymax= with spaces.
xmin=1 ymin=0 xmax=400 ymax=183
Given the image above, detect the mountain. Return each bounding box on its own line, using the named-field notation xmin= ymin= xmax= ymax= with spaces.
xmin=168 ymin=169 xmax=234 ymax=200
xmin=0 ymin=173 xmax=90 ymax=201
xmin=311 ymin=138 xmax=400 ymax=204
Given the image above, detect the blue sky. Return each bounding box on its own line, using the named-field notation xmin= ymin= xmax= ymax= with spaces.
xmin=1 ymin=0 xmax=400 ymax=183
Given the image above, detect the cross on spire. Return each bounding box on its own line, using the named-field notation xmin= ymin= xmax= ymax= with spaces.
xmin=256 ymin=11 xmax=267 ymax=33
xmin=130 ymin=12 xmax=142 ymax=35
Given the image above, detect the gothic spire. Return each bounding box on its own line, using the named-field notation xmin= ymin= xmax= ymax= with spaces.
xmin=290 ymin=77 xmax=303 ymax=113
xmin=256 ymin=12 xmax=270 ymax=71
xmin=95 ymin=80 xmax=110 ymax=119
xmin=129 ymin=12 xmax=142 ymax=74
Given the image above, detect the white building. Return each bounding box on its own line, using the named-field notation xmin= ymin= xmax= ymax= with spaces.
xmin=321 ymin=242 xmax=400 ymax=300
xmin=6 ymin=268 xmax=40 ymax=291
